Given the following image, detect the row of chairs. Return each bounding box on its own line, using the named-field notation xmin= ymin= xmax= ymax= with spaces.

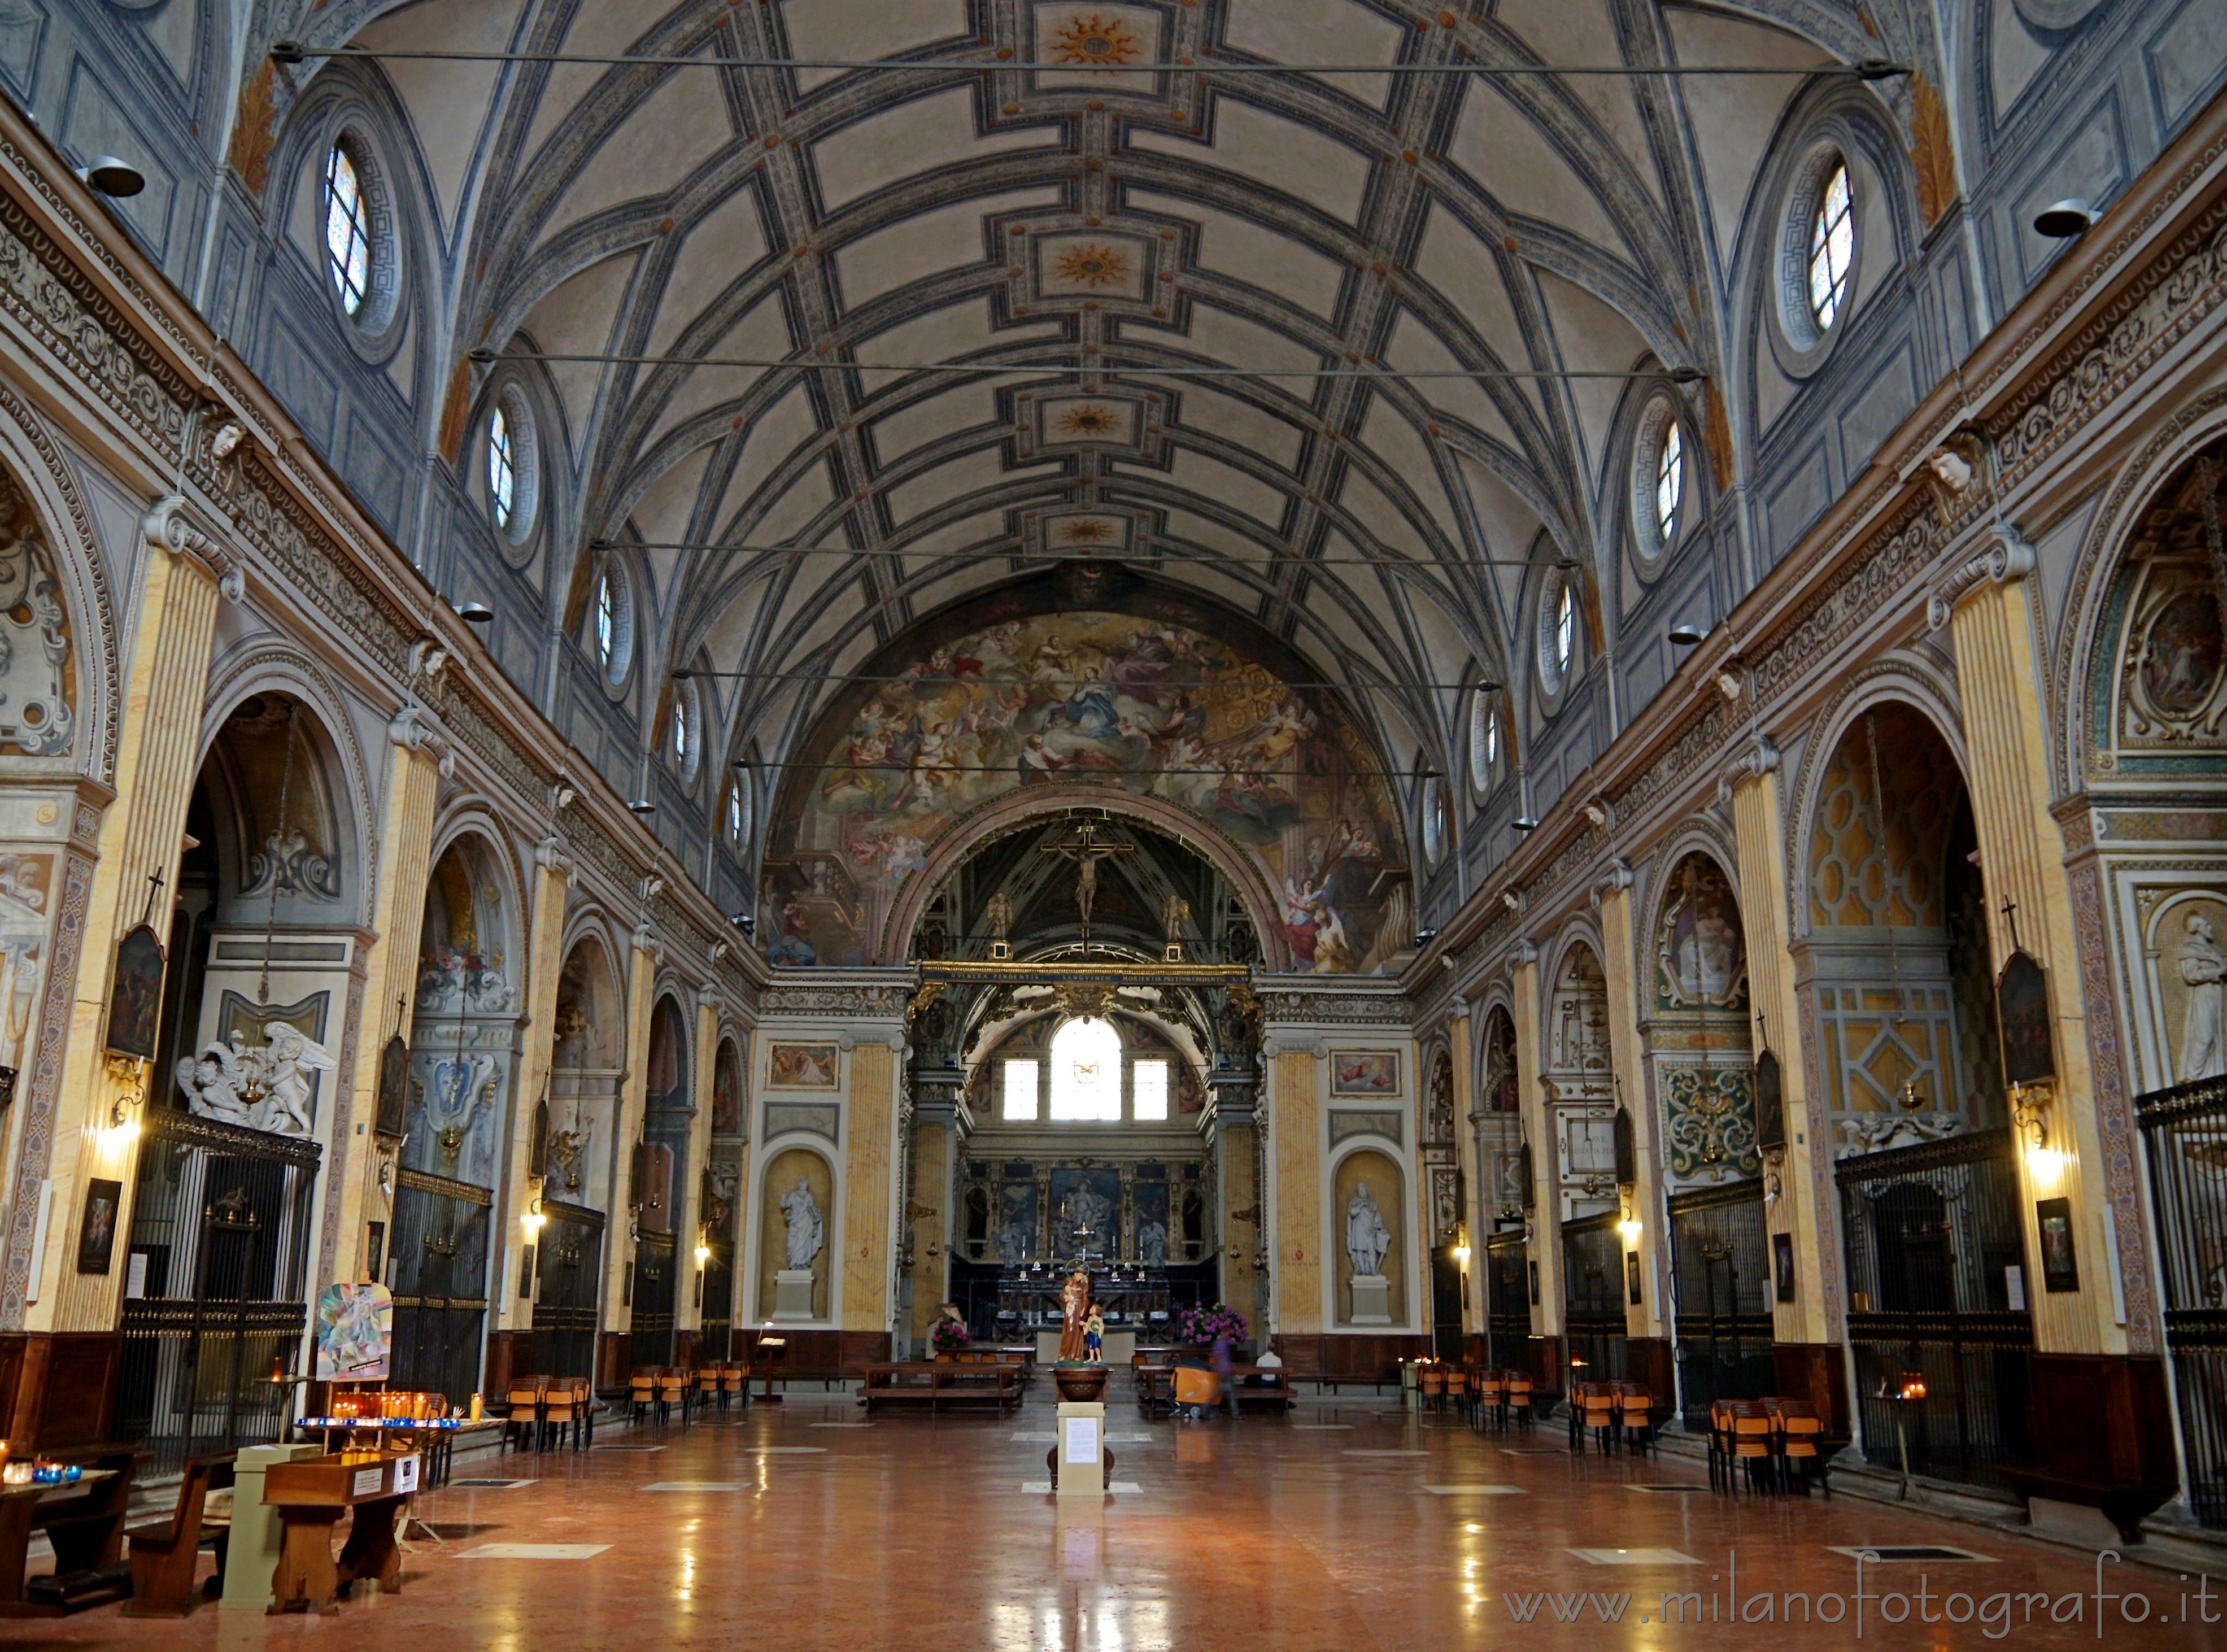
xmin=1420 ymin=1364 xmax=1537 ymax=1429
xmin=1571 ymin=1381 xmax=1657 ymax=1455
xmin=1708 ymin=1397 xmax=1828 ymax=1494
xmin=502 ymin=1377 xmax=595 ymax=1452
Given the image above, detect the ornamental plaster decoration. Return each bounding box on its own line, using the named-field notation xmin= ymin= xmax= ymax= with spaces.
xmin=175 ymin=1022 xmax=337 ymax=1137
xmin=1926 ymin=525 xmax=2037 ymax=631
xmin=1831 ymin=1110 xmax=1963 ymax=1159
xmin=0 ymin=499 xmax=70 ymax=757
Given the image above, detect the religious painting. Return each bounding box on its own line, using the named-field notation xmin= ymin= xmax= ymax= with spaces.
xmin=1330 ymin=1050 xmax=1400 ymax=1096
xmin=375 ymin=1031 xmax=409 ymax=1139
xmin=104 ymin=923 xmax=165 ymax=1060
xmin=1754 ymin=1049 xmax=1785 ymax=1153
xmin=76 ymin=1179 xmax=121 ymax=1274
xmin=1655 ymin=853 xmax=1747 ymax=1010
xmin=1430 ymin=1165 xmax=1461 ymax=1243
xmin=996 ymin=1179 xmax=1040 ymax=1264
xmin=2126 ymin=579 xmax=2226 ymax=733
xmin=767 ymin=1043 xmax=840 ymax=1091
xmin=1773 ymin=1232 xmax=1796 ymax=1302
xmin=2036 ymin=1197 xmax=2080 ymax=1292
xmin=1625 ymin=1249 xmax=1643 ymax=1306
xmin=1049 ymin=1166 xmax=1121 ymax=1258
xmin=316 ymin=1282 xmax=394 ymax=1380
xmin=712 ymin=1043 xmax=745 ymax=1134
xmin=1133 ymin=1180 xmax=1171 ymax=1265
xmin=1995 ymin=951 xmax=2055 ymax=1087
xmin=766 ymin=585 xmax=1407 ymax=973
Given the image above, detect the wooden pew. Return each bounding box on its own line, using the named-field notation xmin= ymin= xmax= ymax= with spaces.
xmin=124 ymin=1452 xmax=236 ymax=1616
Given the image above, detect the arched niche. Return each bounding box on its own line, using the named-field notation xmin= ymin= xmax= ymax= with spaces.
xmin=711 ymin=1036 xmax=746 ymax=1139
xmin=756 ymin=1144 xmax=835 ymax=1324
xmin=640 ymin=995 xmax=694 ymax=1233
xmin=0 ymin=462 xmax=79 ymax=765
xmin=546 ymin=932 xmax=624 ymax=1212
xmin=1542 ymin=939 xmax=1617 ymax=1223
xmin=403 ymin=829 xmax=521 ymax=1189
xmin=1332 ymin=1146 xmax=1407 ymax=1330
xmin=159 ymin=689 xmax=361 ymax=1146
xmin=1475 ymin=1003 xmax=1525 ymax=1232
xmin=1648 ymin=849 xmax=1759 ymax=1188
xmin=1801 ymin=699 xmax=2001 ymax=1153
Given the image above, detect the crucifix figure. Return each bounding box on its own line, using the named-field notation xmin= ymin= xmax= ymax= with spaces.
xmin=1038 ymin=822 xmax=1136 ymax=950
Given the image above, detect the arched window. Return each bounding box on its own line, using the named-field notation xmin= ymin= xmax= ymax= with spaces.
xmin=670 ymin=690 xmax=690 ymax=764
xmin=1133 ymin=1059 xmax=1169 ymax=1121
xmin=594 ymin=573 xmax=617 ymax=668
xmin=322 ymin=142 xmax=372 ymax=316
xmin=487 ymin=403 xmax=516 ymax=529
xmin=1049 ymin=1018 xmax=1123 ymax=1121
xmin=726 ymin=777 xmax=749 ymax=845
xmin=1554 ymin=581 xmax=1575 ymax=675
xmin=1421 ymin=775 xmax=1446 ymax=867
xmin=1655 ymin=421 xmax=1684 ymax=543
xmin=1807 ymin=163 xmax=1854 ymax=332
xmin=1469 ymin=688 xmax=1500 ymax=794
xmin=1002 ymin=1058 xmax=1040 ymax=1122
xmin=591 ymin=564 xmax=631 ymax=683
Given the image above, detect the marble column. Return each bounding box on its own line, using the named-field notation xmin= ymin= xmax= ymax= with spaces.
xmin=489 ymin=836 xmax=569 ymax=1374
xmin=905 ymin=1098 xmax=957 ymax=1355
xmin=1598 ymin=883 xmax=1670 ymax=1395
xmin=24 ymin=507 xmax=219 ymax=1344
xmin=671 ymin=992 xmax=720 ymax=1348
xmin=325 ymin=717 xmax=441 ymax=1296
xmin=1267 ymin=1049 xmax=1315 ymax=1339
xmin=1510 ymin=948 xmax=1562 ymax=1376
xmin=599 ymin=929 xmax=657 ymax=1378
xmin=840 ymin=1039 xmax=897 ymax=1349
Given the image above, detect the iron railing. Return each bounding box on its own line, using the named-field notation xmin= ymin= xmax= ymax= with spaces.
xmin=530 ymin=1200 xmax=604 ymax=1379
xmin=387 ymin=1166 xmax=491 ymax=1403
xmin=1838 ymin=1126 xmax=2032 ymax=1488
xmin=1667 ymin=1181 xmax=1775 ymax=1431
xmin=1485 ymin=1232 xmax=1529 ymax=1369
xmin=1562 ymin=1212 xmax=1628 ymax=1380
xmin=117 ymin=1110 xmax=319 ymax=1475
xmin=2137 ymin=1074 xmax=2227 ymax=1527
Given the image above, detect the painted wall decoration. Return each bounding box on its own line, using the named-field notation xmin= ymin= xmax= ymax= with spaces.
xmin=765 ymin=586 xmax=1407 ymax=971
xmin=2091 ymin=455 xmax=2227 ymax=776
xmin=1663 ymin=1066 xmax=1760 ymax=1182
xmin=1049 ymin=1166 xmax=1123 ymax=1257
xmin=1654 ymin=855 xmax=1747 ymax=1010
xmin=1330 ymin=1050 xmax=1400 ymax=1096
xmin=768 ymin=1042 xmax=840 ymax=1090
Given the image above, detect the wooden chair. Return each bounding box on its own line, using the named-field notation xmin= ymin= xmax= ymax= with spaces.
xmin=1504 ymin=1371 xmax=1533 ymax=1428
xmin=1612 ymin=1381 xmax=1654 ymax=1455
xmin=124 ymin=1453 xmax=234 ymax=1616
xmin=1766 ymin=1397 xmax=1828 ymax=1494
xmin=1420 ymin=1366 xmax=1445 ymax=1412
xmin=657 ymin=1367 xmax=690 ymax=1424
xmin=720 ymin=1361 xmax=749 ymax=1408
xmin=629 ymin=1367 xmax=659 ymax=1426
xmin=1725 ymin=1400 xmax=1775 ymax=1492
xmin=543 ymin=1382 xmax=590 ymax=1450
xmin=503 ymin=1381 xmax=547 ymax=1452
xmin=1475 ymin=1370 xmax=1506 ymax=1428
xmin=1576 ymin=1381 xmax=1617 ymax=1453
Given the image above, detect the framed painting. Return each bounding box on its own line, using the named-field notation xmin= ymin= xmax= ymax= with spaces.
xmin=316 ymin=1282 xmax=394 ymax=1380
xmin=1773 ymin=1232 xmax=1796 ymax=1302
xmin=76 ymin=1179 xmax=123 ymax=1275
xmin=1329 ymin=1050 xmax=1400 ymax=1096
xmin=1625 ymin=1249 xmax=1643 ymax=1306
xmin=2036 ymin=1197 xmax=2080 ymax=1292
xmin=374 ymin=1032 xmax=410 ymax=1140
xmin=1997 ymin=951 xmax=2056 ymax=1087
xmin=768 ymin=1043 xmax=840 ymax=1090
xmin=104 ymin=924 xmax=165 ymax=1061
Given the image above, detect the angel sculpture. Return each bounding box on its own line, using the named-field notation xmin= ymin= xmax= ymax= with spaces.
xmin=176 ymin=1044 xmax=254 ymax=1127
xmin=175 ymin=1024 xmax=335 ymax=1137
xmin=258 ymin=1023 xmax=335 ymax=1135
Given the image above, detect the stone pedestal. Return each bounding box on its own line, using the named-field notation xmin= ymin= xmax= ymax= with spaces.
xmin=1349 ymin=1274 xmax=1392 ymax=1326
xmin=773 ymin=1269 xmax=817 ymax=1321
xmin=1056 ymin=1401 xmax=1106 ymax=1498
xmin=220 ymin=1442 xmax=323 ymax=1611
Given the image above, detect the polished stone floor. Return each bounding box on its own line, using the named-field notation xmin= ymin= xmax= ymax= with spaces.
xmin=25 ymin=1390 xmax=2227 ymax=1651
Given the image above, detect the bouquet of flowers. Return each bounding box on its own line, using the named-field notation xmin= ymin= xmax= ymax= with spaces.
xmin=1174 ymin=1303 xmax=1248 ymax=1348
xmin=931 ymin=1317 xmax=973 ymax=1355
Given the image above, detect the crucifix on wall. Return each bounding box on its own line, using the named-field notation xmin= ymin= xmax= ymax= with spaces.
xmin=1038 ymin=822 xmax=1136 ymax=954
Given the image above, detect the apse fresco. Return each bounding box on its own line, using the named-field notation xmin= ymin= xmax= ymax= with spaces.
xmin=765 ymin=608 xmax=1407 ymax=971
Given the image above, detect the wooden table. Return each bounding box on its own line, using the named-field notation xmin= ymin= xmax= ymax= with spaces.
xmin=858 ymin=1362 xmax=1023 ymax=1414
xmin=0 ymin=1459 xmax=132 ymax=1617
xmin=260 ymin=1451 xmax=420 ymax=1615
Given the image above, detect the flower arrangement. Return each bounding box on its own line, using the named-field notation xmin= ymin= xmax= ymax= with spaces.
xmin=931 ymin=1318 xmax=974 ymax=1355
xmin=1174 ymin=1303 xmax=1248 ymax=1347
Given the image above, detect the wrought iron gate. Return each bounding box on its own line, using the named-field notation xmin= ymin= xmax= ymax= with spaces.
xmin=387 ymin=1168 xmax=491 ymax=1402
xmin=117 ymin=1112 xmax=319 ymax=1475
xmin=1838 ymin=1127 xmax=2032 ymax=1488
xmin=1485 ymin=1232 xmax=1529 ymax=1368
xmin=2137 ymin=1074 xmax=2227 ymax=1527
xmin=630 ymin=1232 xmax=677 ymax=1368
xmin=1562 ymin=1212 xmax=1628 ymax=1379
xmin=530 ymin=1199 xmax=603 ymax=1379
xmin=699 ymin=1239 xmax=733 ymax=1362
xmin=1668 ymin=1183 xmax=1775 ymax=1431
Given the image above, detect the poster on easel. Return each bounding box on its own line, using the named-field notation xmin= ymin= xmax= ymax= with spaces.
xmin=316 ymin=1281 xmax=394 ymax=1380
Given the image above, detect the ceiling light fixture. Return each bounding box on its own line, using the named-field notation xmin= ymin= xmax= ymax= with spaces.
xmin=79 ymin=156 xmax=145 ymax=197
xmin=455 ymin=600 xmax=494 ymax=624
xmin=1668 ymin=624 xmax=1706 ymax=646
xmin=628 ymin=800 xmax=657 ymax=816
xmin=1513 ymin=817 xmax=1540 ymax=832
xmin=2032 ymin=198 xmax=2100 ymax=238
xmin=275 ymin=41 xmax=1907 ymax=80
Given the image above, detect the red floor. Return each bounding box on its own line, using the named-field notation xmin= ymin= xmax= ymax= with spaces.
xmin=22 ymin=1393 xmax=2226 ymax=1651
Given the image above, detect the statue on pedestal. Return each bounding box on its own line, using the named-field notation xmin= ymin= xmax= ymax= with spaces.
xmin=1058 ymin=1267 xmax=1091 ymax=1361
xmin=1345 ymin=1182 xmax=1389 ymax=1277
xmin=781 ymin=1176 xmax=824 ymax=1270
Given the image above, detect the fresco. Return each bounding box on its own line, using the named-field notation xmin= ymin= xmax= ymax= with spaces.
xmin=767 ymin=606 xmax=1407 ymax=970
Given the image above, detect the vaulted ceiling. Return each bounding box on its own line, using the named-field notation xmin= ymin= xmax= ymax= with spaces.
xmin=290 ymin=0 xmax=1901 ymax=777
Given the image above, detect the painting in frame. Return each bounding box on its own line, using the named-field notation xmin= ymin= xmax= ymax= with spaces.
xmin=768 ymin=1042 xmax=841 ymax=1091
xmin=1329 ymin=1050 xmax=1400 ymax=1097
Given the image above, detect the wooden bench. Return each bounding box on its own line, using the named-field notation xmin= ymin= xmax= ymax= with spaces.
xmin=857 ymin=1362 xmax=1023 ymax=1415
xmin=125 ymin=1453 xmax=236 ymax=1617
xmin=0 ymin=1446 xmax=137 ymax=1618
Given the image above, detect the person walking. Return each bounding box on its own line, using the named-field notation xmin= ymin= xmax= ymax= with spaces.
xmin=1211 ymin=1329 xmax=1239 ymax=1421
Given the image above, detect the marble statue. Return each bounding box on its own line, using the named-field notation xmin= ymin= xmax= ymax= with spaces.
xmin=780 ymin=1176 xmax=824 ymax=1270
xmin=1345 ymin=1182 xmax=1390 ymax=1277
xmin=175 ymin=1023 xmax=335 ymax=1137
xmin=1058 ymin=1183 xmax=1113 ymax=1256
xmin=2181 ymin=913 xmax=2227 ymax=1082
xmin=1138 ymin=1217 xmax=1169 ymax=1266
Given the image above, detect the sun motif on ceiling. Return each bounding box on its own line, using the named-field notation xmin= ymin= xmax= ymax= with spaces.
xmin=1057 ymin=518 xmax=1117 ymax=544
xmin=1056 ymin=404 xmax=1121 ymax=438
xmin=1051 ymin=14 xmax=1143 ymax=67
xmin=1053 ymin=243 xmax=1128 ymax=289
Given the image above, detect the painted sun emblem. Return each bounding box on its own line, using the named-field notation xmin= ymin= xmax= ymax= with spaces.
xmin=1052 ymin=13 xmax=1143 ymax=67
xmin=1057 ymin=518 xmax=1116 ymax=544
xmin=1054 ymin=242 xmax=1128 ymax=289
xmin=1057 ymin=404 xmax=1121 ymax=437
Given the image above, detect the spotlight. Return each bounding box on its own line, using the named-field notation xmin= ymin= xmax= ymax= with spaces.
xmin=2033 ymin=198 xmax=2100 ymax=238
xmin=467 ymin=346 xmax=498 ymax=365
xmin=268 ymin=39 xmax=307 ymax=64
xmin=1475 ymin=678 xmax=1503 ymax=693
xmin=1668 ymin=624 xmax=1706 ymax=647
xmin=80 ymin=156 xmax=145 ymax=198
xmin=1415 ymin=927 xmax=1439 ymax=946
xmin=628 ymin=800 xmax=657 ymax=816
xmin=730 ymin=912 xmax=757 ymax=935
xmin=455 ymin=600 xmax=494 ymax=624
xmin=1854 ymin=58 xmax=1908 ymax=81
xmin=1513 ymin=817 xmax=1540 ymax=832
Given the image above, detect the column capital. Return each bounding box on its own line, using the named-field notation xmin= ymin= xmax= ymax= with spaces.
xmin=1927 ymin=524 xmax=2037 ymax=630
xmin=140 ymin=494 xmax=243 ymax=600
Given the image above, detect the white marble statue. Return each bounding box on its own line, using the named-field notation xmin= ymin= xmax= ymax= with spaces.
xmin=1138 ymin=1217 xmax=1169 ymax=1267
xmin=2180 ymin=913 xmax=2227 ymax=1082
xmin=780 ymin=1176 xmax=824 ymax=1270
xmin=1345 ymin=1182 xmax=1389 ymax=1277
xmin=175 ymin=1023 xmax=335 ymax=1137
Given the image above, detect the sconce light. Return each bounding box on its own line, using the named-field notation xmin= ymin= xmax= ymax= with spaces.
xmin=1616 ymin=1215 xmax=1642 ymax=1248
xmin=102 ymin=1054 xmax=148 ymax=1143
xmin=694 ymin=1243 xmax=711 ymax=1268
xmin=522 ymin=1193 xmax=547 ymax=1238
xmin=2008 ymin=1080 xmax=2051 ymax=1148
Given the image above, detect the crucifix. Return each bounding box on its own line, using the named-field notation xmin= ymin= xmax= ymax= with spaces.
xmin=1039 ymin=822 xmax=1136 ymax=954
xmin=2000 ymin=896 xmax=2023 ymax=955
